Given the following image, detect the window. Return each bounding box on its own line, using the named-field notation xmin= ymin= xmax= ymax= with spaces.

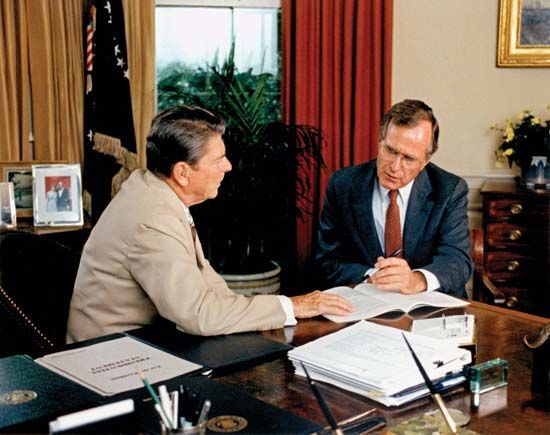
xmin=156 ymin=0 xmax=281 ymax=113
xmin=156 ymin=1 xmax=279 ymax=75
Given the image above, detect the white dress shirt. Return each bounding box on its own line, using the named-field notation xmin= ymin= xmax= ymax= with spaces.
xmin=365 ymin=178 xmax=441 ymax=292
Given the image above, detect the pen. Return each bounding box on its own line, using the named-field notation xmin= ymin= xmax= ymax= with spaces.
xmin=402 ymin=334 xmax=457 ymax=434
xmin=138 ymin=372 xmax=173 ymax=431
xmin=158 ymin=385 xmax=172 ymax=424
xmin=357 ymin=248 xmax=403 ymax=285
xmin=197 ymin=399 xmax=211 ymax=426
xmin=171 ymin=391 xmax=179 ymax=430
xmin=301 ymin=363 xmax=343 ymax=435
xmin=388 ymin=248 xmax=402 ymax=258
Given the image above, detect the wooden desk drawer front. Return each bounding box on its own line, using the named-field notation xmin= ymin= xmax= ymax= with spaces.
xmin=485 ymin=223 xmax=545 ymax=249
xmin=485 ymin=198 xmax=547 ymax=222
xmin=484 ymin=251 xmax=537 ymax=281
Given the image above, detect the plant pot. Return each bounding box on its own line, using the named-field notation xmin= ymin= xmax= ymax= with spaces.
xmin=221 ymin=261 xmax=281 ymax=296
xmin=522 ymin=156 xmax=550 ymax=189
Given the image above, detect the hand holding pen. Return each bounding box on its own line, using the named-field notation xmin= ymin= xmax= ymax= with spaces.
xmin=371 ymin=248 xmax=428 ymax=294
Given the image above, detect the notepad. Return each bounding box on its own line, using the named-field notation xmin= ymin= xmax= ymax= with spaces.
xmin=323 ymin=283 xmax=469 ymax=323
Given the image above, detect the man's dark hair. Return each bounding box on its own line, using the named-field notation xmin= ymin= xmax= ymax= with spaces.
xmin=379 ymin=99 xmax=439 ymax=157
xmin=146 ymin=105 xmax=225 ymax=177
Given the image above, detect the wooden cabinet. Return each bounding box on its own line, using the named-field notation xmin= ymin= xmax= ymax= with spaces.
xmin=479 ymin=179 xmax=550 ymax=316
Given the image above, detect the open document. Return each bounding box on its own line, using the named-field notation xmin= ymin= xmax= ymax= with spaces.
xmin=323 ymin=283 xmax=469 ymax=322
xmin=288 ymin=321 xmax=471 ymax=407
xmin=35 ymin=336 xmax=202 ymax=396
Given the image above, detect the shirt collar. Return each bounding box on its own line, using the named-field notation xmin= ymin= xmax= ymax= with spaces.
xmin=375 ymin=177 xmax=415 ymax=203
xmin=180 ymin=202 xmax=194 ymax=226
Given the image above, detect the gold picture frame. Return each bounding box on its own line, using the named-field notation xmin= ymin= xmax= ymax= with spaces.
xmin=0 ymin=161 xmax=67 ymax=218
xmin=498 ymin=0 xmax=550 ymax=67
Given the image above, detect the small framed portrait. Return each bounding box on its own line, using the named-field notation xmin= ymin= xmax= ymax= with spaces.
xmin=32 ymin=164 xmax=83 ymax=227
xmin=0 ymin=182 xmax=17 ymax=229
xmin=0 ymin=160 xmax=67 ymax=218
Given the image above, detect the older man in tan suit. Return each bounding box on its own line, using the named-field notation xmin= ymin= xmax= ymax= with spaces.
xmin=67 ymin=106 xmax=352 ymax=343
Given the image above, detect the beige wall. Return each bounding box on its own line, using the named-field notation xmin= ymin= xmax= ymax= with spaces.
xmin=392 ymin=0 xmax=550 ymax=179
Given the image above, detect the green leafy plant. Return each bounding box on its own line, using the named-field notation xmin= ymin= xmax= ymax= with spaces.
xmin=493 ymin=105 xmax=550 ymax=171
xmin=157 ymin=47 xmax=325 ymax=274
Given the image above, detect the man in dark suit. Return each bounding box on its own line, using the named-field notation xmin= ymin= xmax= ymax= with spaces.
xmin=315 ymin=99 xmax=472 ymax=296
xmin=56 ymin=181 xmax=71 ymax=211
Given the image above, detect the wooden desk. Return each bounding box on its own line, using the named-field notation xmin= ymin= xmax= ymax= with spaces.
xmin=217 ymin=301 xmax=550 ymax=434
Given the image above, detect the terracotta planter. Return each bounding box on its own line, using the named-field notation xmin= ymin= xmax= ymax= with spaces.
xmin=221 ymin=261 xmax=281 ymax=296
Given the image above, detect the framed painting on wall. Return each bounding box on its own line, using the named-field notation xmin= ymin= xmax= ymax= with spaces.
xmin=498 ymin=0 xmax=550 ymax=67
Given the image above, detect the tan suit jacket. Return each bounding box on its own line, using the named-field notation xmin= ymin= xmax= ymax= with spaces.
xmin=67 ymin=170 xmax=286 ymax=343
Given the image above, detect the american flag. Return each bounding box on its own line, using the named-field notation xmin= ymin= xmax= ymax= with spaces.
xmin=83 ymin=0 xmax=137 ymax=223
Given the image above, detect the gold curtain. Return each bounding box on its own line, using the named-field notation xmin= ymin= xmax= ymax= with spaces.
xmin=26 ymin=0 xmax=84 ymax=163
xmin=122 ymin=0 xmax=155 ymax=168
xmin=0 ymin=1 xmax=31 ymax=160
xmin=0 ymin=0 xmax=83 ymax=163
xmin=0 ymin=0 xmax=154 ymax=166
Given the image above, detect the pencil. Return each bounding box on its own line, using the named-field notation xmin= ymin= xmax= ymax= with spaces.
xmin=138 ymin=372 xmax=173 ymax=431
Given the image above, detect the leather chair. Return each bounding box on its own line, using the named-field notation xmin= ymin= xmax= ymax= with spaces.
xmin=0 ymin=231 xmax=80 ymax=357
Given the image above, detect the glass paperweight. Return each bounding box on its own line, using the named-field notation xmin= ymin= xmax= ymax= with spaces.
xmin=468 ymin=358 xmax=508 ymax=407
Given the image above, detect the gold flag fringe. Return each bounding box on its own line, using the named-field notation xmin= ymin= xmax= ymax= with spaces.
xmin=93 ymin=132 xmax=139 ymax=198
xmin=83 ymin=190 xmax=92 ymax=216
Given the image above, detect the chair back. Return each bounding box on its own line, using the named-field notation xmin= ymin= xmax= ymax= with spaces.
xmin=0 ymin=231 xmax=80 ymax=357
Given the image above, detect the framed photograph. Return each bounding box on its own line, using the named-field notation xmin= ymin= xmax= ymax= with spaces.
xmin=0 ymin=160 xmax=68 ymax=217
xmin=0 ymin=182 xmax=17 ymax=229
xmin=32 ymin=164 xmax=83 ymax=227
xmin=498 ymin=0 xmax=550 ymax=67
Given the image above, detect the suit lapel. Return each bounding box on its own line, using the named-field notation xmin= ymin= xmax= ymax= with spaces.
xmin=403 ymin=168 xmax=434 ymax=255
xmin=351 ymin=163 xmax=384 ymax=262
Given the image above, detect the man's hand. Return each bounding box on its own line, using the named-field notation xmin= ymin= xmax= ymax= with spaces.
xmin=370 ymin=256 xmax=427 ymax=294
xmin=290 ymin=290 xmax=354 ymax=318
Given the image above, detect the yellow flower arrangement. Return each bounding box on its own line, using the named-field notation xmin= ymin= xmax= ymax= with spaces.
xmin=493 ymin=106 xmax=550 ymax=170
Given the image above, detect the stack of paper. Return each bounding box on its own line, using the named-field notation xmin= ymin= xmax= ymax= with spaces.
xmin=288 ymin=321 xmax=471 ymax=407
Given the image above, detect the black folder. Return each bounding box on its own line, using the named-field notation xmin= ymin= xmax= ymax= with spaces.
xmin=127 ymin=323 xmax=292 ymax=374
xmin=0 ymin=354 xmax=102 ymax=430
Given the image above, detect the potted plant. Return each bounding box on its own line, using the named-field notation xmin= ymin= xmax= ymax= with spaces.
xmin=493 ymin=106 xmax=550 ymax=187
xmin=157 ymin=47 xmax=325 ymax=293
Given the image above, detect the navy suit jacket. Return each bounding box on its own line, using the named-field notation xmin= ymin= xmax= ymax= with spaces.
xmin=315 ymin=160 xmax=473 ymax=297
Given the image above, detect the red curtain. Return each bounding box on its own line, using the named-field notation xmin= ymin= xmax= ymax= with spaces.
xmin=282 ymin=0 xmax=393 ymax=279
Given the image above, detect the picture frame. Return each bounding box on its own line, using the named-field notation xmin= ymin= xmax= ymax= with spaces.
xmin=0 ymin=182 xmax=17 ymax=229
xmin=32 ymin=164 xmax=83 ymax=227
xmin=498 ymin=0 xmax=550 ymax=67
xmin=0 ymin=160 xmax=68 ymax=218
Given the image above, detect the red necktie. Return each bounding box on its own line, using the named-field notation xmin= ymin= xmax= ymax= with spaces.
xmin=385 ymin=190 xmax=402 ymax=257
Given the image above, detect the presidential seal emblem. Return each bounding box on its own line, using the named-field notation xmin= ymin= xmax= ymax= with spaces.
xmin=207 ymin=415 xmax=248 ymax=432
xmin=0 ymin=390 xmax=38 ymax=405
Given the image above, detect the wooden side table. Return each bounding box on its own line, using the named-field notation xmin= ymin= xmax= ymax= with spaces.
xmin=478 ymin=179 xmax=550 ymax=316
xmin=1 ymin=217 xmax=92 ymax=253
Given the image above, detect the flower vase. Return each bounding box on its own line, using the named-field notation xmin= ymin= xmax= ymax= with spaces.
xmin=523 ymin=156 xmax=550 ymax=189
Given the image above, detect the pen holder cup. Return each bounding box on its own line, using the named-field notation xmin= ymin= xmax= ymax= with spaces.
xmin=160 ymin=421 xmax=206 ymax=435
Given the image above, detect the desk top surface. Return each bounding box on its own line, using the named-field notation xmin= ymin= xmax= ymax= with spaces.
xmin=216 ymin=301 xmax=550 ymax=434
